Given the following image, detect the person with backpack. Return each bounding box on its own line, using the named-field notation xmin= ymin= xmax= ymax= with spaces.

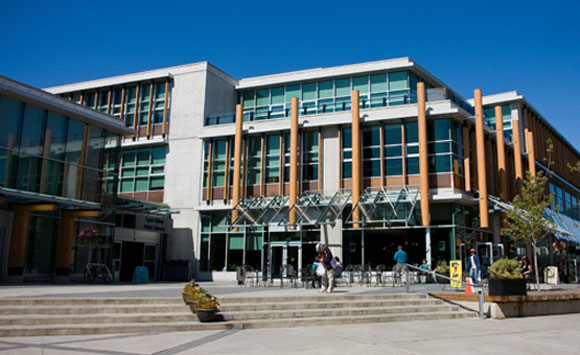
xmin=317 ymin=243 xmax=335 ymax=293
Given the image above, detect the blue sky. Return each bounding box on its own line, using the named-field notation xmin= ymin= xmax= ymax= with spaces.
xmin=2 ymin=1 xmax=579 ymax=148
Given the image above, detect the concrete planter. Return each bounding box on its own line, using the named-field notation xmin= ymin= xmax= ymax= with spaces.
xmin=488 ymin=279 xmax=527 ymax=296
xmin=196 ymin=308 xmax=217 ymax=322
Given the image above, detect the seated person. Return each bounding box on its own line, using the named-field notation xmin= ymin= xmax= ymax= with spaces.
xmin=520 ymin=256 xmax=532 ymax=279
xmin=419 ymin=259 xmax=432 ymax=283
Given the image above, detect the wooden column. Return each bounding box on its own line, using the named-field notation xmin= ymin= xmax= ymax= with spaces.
xmin=379 ymin=124 xmax=385 ymax=186
xmin=351 ymin=90 xmax=361 ymax=227
xmin=162 ymin=81 xmax=170 ymax=136
xmin=8 ymin=204 xmax=57 ymax=276
xmin=495 ymin=106 xmax=508 ymax=202
xmin=146 ymin=83 xmax=154 ymax=137
xmin=231 ymin=104 xmax=244 ymax=225
xmin=289 ymin=98 xmax=299 ymax=227
xmin=417 ymin=82 xmax=429 ymax=227
xmin=474 ymin=89 xmax=488 ymax=228
xmin=224 ymin=139 xmax=231 ymax=200
xmin=106 ymin=90 xmax=112 ymax=115
xmin=133 ymin=85 xmax=140 ymax=135
xmin=55 ymin=210 xmax=100 ymax=276
xmin=463 ymin=125 xmax=471 ymax=192
xmin=512 ymin=118 xmax=524 ymax=193
xmin=528 ymin=131 xmax=537 ymax=177
xmin=93 ymin=92 xmax=99 ymax=110
xmin=278 ymin=135 xmax=284 ymax=195
xmin=401 ymin=123 xmax=407 ymax=186
xmin=205 ymin=141 xmax=213 ymax=201
xmin=259 ymin=136 xmax=265 ymax=196
xmin=120 ymin=87 xmax=126 ymax=122
xmin=523 ymin=108 xmax=530 ymax=153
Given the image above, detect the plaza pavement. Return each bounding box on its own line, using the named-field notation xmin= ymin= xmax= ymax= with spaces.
xmin=0 ymin=282 xmax=579 ymax=354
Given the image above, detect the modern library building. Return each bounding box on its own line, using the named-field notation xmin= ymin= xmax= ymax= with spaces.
xmin=32 ymin=57 xmax=580 ymax=282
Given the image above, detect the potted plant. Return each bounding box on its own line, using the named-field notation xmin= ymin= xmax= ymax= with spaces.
xmin=181 ymin=280 xmax=222 ymax=322
xmin=488 ymin=258 xmax=527 ymax=296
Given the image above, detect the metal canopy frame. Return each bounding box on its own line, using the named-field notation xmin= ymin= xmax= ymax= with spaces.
xmin=345 ymin=186 xmax=420 ymax=226
xmin=277 ymin=189 xmax=352 ymax=227
xmin=228 ymin=190 xmax=351 ymax=228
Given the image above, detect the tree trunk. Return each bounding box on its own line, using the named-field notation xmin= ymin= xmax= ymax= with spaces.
xmin=532 ymin=242 xmax=540 ymax=291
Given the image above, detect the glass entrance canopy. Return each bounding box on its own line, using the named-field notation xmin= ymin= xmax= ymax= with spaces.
xmin=228 ymin=190 xmax=352 ymax=228
xmin=346 ymin=186 xmax=420 ymax=226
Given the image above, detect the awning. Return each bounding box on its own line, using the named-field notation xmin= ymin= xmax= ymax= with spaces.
xmin=488 ymin=195 xmax=576 ymax=242
xmin=116 ymin=196 xmax=178 ymax=215
xmin=545 ymin=209 xmax=580 ymax=243
xmin=346 ymin=186 xmax=420 ymax=226
xmin=228 ymin=190 xmax=351 ymax=228
xmin=277 ymin=190 xmax=352 ymax=227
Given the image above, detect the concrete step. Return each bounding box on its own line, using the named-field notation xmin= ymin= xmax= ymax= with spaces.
xmin=226 ymin=304 xmax=459 ymax=320
xmin=0 ymin=304 xmax=186 ymax=315
xmin=0 ymin=298 xmax=182 ymax=306
xmin=218 ymin=293 xmax=427 ymax=304
xmin=222 ymin=299 xmax=443 ymax=312
xmin=0 ymin=312 xmax=197 ymax=326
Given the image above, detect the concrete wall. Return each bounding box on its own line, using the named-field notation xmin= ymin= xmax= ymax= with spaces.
xmin=321 ymin=126 xmax=343 ymax=259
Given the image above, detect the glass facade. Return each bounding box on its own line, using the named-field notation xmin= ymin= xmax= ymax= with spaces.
xmin=237 ymin=71 xmax=420 ymax=124
xmin=0 ymin=94 xmax=120 ymax=202
xmin=550 ymin=182 xmax=579 ymax=220
xmin=483 ymin=104 xmax=513 ymax=142
xmin=119 ymin=146 xmax=166 ymax=193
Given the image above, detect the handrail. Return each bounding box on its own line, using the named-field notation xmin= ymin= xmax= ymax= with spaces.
xmin=403 ymin=263 xmax=486 ymax=320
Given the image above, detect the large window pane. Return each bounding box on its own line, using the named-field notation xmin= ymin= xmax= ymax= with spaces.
xmin=353 ymin=76 xmax=368 ymax=94
xmin=243 ymin=91 xmax=255 ymax=108
xmin=285 ymin=85 xmax=301 ymax=102
xmin=86 ymin=126 xmax=105 ymax=169
xmin=335 ymin=78 xmax=351 ymax=97
xmin=318 ymin=80 xmax=333 ymax=98
xmin=271 ymin=87 xmax=284 ymax=104
xmin=256 ymin=89 xmax=269 ymax=107
xmin=389 ymin=71 xmax=409 ymax=90
xmin=370 ymin=74 xmax=387 ymax=93
xmin=385 ymin=123 xmax=401 ymax=144
xmin=0 ymin=96 xmax=24 ymax=148
xmin=406 ymin=122 xmax=418 ymax=143
xmin=302 ymin=83 xmax=316 ymax=101
xmin=65 ymin=120 xmax=85 ymax=165
xmin=20 ymin=104 xmax=46 ymax=156
xmin=45 ymin=112 xmax=68 ymax=160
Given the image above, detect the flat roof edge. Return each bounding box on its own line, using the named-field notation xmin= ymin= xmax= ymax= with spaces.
xmin=1 ymin=75 xmax=135 ymax=135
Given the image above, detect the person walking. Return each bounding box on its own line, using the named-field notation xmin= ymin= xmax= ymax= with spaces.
xmin=317 ymin=243 xmax=335 ymax=293
xmin=466 ymin=248 xmax=481 ymax=285
xmin=393 ymin=245 xmax=408 ymax=286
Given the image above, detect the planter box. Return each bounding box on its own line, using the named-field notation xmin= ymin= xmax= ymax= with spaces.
xmin=488 ymin=279 xmax=527 ymax=296
xmin=196 ymin=308 xmax=217 ymax=322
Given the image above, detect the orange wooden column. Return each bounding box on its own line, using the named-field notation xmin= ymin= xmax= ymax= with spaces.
xmin=512 ymin=118 xmax=524 ymax=193
xmin=162 ymin=81 xmax=170 ymax=136
xmin=231 ymin=104 xmax=244 ymax=225
xmin=462 ymin=125 xmax=471 ymax=192
xmin=474 ymin=89 xmax=488 ymax=228
xmin=417 ymin=82 xmax=429 ymax=227
xmin=146 ymin=83 xmax=154 ymax=137
xmin=351 ymin=90 xmax=361 ymax=227
xmin=289 ymin=98 xmax=299 ymax=227
xmin=55 ymin=210 xmax=100 ymax=276
xmin=8 ymin=204 xmax=57 ymax=276
xmin=495 ymin=106 xmax=508 ymax=202
xmin=527 ymin=131 xmax=537 ymax=177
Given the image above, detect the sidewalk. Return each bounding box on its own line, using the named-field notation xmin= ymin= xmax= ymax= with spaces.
xmin=0 ymin=313 xmax=578 ymax=354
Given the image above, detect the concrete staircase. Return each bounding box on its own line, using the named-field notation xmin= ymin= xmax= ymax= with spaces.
xmin=0 ymin=293 xmax=474 ymax=337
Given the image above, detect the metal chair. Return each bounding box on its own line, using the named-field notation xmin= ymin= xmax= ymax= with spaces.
xmin=243 ymin=265 xmax=258 ymax=287
xmin=301 ymin=264 xmax=320 ymax=289
xmin=280 ymin=264 xmax=297 ymax=288
xmin=374 ymin=264 xmax=386 ymax=286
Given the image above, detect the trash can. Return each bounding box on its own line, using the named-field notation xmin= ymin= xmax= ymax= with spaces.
xmin=544 ymin=266 xmax=559 ymax=285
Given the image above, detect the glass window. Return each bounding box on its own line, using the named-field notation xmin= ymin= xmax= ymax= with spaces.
xmin=384 ymin=123 xmax=401 ymax=145
xmin=370 ymin=74 xmax=387 ymax=93
xmin=406 ymin=122 xmax=418 ymax=143
xmin=318 ymin=80 xmax=333 ymax=98
xmin=271 ymin=87 xmax=284 ymax=105
xmin=0 ymin=95 xmax=24 ymax=148
xmin=247 ymin=136 xmax=261 ymax=185
xmin=65 ymin=120 xmax=85 ymax=165
xmin=137 ymin=150 xmax=150 ymax=166
xmin=86 ymin=126 xmax=105 ymax=169
xmin=352 ymin=76 xmax=368 ymax=94
xmin=285 ymin=85 xmax=300 ymax=102
xmin=243 ymin=91 xmax=255 ymax=108
xmin=265 ymin=135 xmax=280 ymax=184
xmin=256 ymin=89 xmax=269 ymax=107
xmin=45 ymin=112 xmax=68 ymax=161
xmin=335 ymin=78 xmax=351 ymax=97
xmin=302 ymin=83 xmax=316 ymax=101
xmin=389 ymin=71 xmax=409 ymax=91
xmin=151 ymin=146 xmax=166 ymax=164
xmin=20 ymin=104 xmax=46 ymax=156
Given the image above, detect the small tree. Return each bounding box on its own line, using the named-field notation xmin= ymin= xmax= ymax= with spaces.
xmin=501 ymin=138 xmax=555 ymax=291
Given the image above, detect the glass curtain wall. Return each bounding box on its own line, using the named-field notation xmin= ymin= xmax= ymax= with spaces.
xmin=119 ymin=146 xmax=166 ymax=193
xmin=483 ymin=105 xmax=512 ymax=142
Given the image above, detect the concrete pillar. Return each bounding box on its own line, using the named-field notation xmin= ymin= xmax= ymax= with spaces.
xmin=528 ymin=131 xmax=537 ymax=177
xmin=289 ymin=97 xmax=299 ymax=226
xmin=351 ymin=90 xmax=361 ymax=227
xmin=474 ymin=89 xmax=488 ymax=228
xmin=495 ymin=106 xmax=508 ymax=202
xmin=322 ymin=126 xmax=342 ymax=258
xmin=463 ymin=126 xmax=471 ymax=192
xmin=512 ymin=118 xmax=524 ymax=193
xmin=417 ymin=82 xmax=429 ymax=226
xmin=231 ymin=104 xmax=243 ymax=224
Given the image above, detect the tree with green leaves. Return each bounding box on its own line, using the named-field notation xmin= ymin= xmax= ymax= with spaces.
xmin=501 ymin=138 xmax=555 ymax=291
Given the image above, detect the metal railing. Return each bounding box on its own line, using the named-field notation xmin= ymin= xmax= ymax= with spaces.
xmin=403 ymin=263 xmax=486 ymax=320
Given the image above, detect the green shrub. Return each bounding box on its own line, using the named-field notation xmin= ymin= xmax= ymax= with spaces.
xmin=488 ymin=258 xmax=523 ymax=280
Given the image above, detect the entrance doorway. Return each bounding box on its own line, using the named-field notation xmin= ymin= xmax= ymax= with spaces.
xmin=120 ymin=241 xmax=144 ymax=281
xmin=268 ymin=243 xmax=299 ymax=279
xmin=363 ymin=229 xmax=425 ymax=268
